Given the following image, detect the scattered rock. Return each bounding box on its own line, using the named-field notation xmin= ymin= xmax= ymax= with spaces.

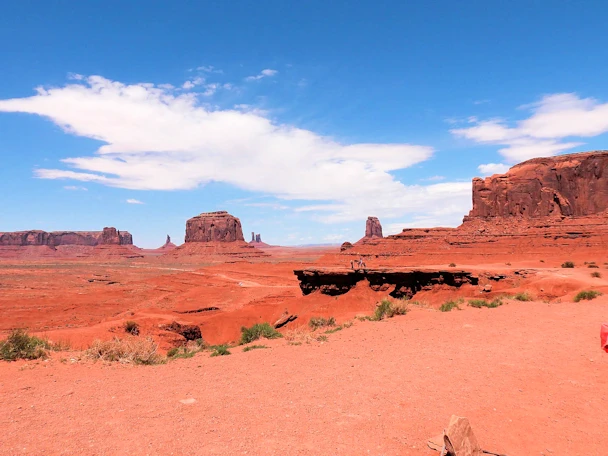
xmin=162 ymin=322 xmax=202 ymax=341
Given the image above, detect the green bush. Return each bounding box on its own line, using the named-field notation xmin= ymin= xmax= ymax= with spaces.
xmin=373 ymin=299 xmax=408 ymax=321
xmin=309 ymin=317 xmax=336 ymax=330
xmin=0 ymin=329 xmax=51 ymax=361
xmin=561 ymin=261 xmax=575 ymax=268
xmin=512 ymin=292 xmax=533 ymax=302
xmin=468 ymin=298 xmax=503 ymax=308
xmin=439 ymin=299 xmax=463 ymax=312
xmin=239 ymin=323 xmax=282 ymax=345
xmin=573 ymin=290 xmax=603 ymax=302
xmin=210 ymin=345 xmax=231 ymax=356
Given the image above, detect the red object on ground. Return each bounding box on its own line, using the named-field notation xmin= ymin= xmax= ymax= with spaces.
xmin=601 ymin=324 xmax=608 ymax=353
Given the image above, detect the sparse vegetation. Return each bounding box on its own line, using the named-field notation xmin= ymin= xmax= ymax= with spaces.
xmin=561 ymin=261 xmax=575 ymax=268
xmin=588 ymin=264 xmax=600 ymax=268
xmin=325 ymin=326 xmax=343 ymax=334
xmin=309 ymin=316 xmax=336 ymax=330
xmin=243 ymin=344 xmax=267 ymax=352
xmin=540 ymin=259 xmax=545 ymax=263
xmin=210 ymin=344 xmax=231 ymax=356
xmin=449 ymin=263 xmax=456 ymax=267
xmin=316 ymin=335 xmax=328 ymax=342
xmin=573 ymin=290 xmax=603 ymax=302
xmin=439 ymin=299 xmax=463 ymax=312
xmin=167 ymin=339 xmax=206 ymax=360
xmin=239 ymin=323 xmax=282 ymax=345
xmin=468 ymin=298 xmax=503 ymax=308
xmin=512 ymin=291 xmax=533 ymax=302
xmin=86 ymin=337 xmax=164 ymax=365
xmin=373 ymin=298 xmax=408 ymax=321
xmin=591 ymin=271 xmax=601 ymax=278
xmin=124 ymin=321 xmax=140 ymax=336
xmin=0 ymin=329 xmax=51 ymax=361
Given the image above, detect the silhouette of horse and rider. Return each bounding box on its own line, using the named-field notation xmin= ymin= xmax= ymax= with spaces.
xmin=350 ymin=257 xmax=367 ymax=270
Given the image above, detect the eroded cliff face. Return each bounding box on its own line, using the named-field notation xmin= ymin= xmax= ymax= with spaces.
xmin=0 ymin=228 xmax=134 ymax=246
xmin=466 ymin=151 xmax=608 ymax=220
xmin=184 ymin=211 xmax=245 ymax=243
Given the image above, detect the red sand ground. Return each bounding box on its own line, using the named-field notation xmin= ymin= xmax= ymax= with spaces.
xmin=1 ymin=246 xmax=608 ymax=454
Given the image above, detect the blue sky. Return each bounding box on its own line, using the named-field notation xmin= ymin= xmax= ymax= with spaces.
xmin=1 ymin=0 xmax=608 ymax=247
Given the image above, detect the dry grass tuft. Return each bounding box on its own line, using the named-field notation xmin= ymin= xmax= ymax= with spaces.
xmin=86 ymin=337 xmax=164 ymax=365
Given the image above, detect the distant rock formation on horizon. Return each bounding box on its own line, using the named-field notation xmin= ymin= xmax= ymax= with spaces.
xmin=0 ymin=227 xmax=134 ymax=247
xmin=184 ymin=211 xmax=245 ymax=243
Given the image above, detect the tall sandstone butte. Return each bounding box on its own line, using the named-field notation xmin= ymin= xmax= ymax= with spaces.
xmin=466 ymin=151 xmax=608 ymax=220
xmin=365 ymin=217 xmax=383 ymax=238
xmin=185 ymin=211 xmax=245 ymax=243
xmin=0 ymin=227 xmax=133 ymax=246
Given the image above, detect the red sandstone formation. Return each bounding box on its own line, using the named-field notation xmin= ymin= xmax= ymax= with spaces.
xmin=466 ymin=151 xmax=607 ymax=220
xmin=0 ymin=227 xmax=133 ymax=247
xmin=332 ymin=151 xmax=608 ymax=265
xmin=185 ymin=211 xmax=245 ymax=243
xmin=365 ymin=217 xmax=383 ymax=238
xmin=159 ymin=234 xmax=177 ymax=250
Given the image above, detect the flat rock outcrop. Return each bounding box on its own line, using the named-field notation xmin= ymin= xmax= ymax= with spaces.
xmin=466 ymin=151 xmax=607 ymax=220
xmin=0 ymin=227 xmax=133 ymax=247
xmin=365 ymin=217 xmax=383 ymax=238
xmin=185 ymin=211 xmax=245 ymax=243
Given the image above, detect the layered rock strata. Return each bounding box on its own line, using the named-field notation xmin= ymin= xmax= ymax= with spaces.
xmin=185 ymin=211 xmax=244 ymax=243
xmin=0 ymin=227 xmax=133 ymax=246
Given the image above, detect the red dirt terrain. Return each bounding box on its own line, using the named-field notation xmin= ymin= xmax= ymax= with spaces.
xmin=1 ymin=151 xmax=607 ymax=455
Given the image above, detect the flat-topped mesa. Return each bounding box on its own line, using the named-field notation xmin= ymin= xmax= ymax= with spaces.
xmin=184 ymin=211 xmax=245 ymax=243
xmin=0 ymin=228 xmax=134 ymax=247
xmin=465 ymin=151 xmax=608 ymax=221
xmin=365 ymin=216 xmax=383 ymax=238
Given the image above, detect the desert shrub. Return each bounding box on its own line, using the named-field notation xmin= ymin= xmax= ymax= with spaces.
xmin=210 ymin=345 xmax=231 ymax=356
xmin=469 ymin=298 xmax=503 ymax=308
xmin=448 ymin=263 xmax=456 ymax=267
xmin=573 ymin=290 xmax=603 ymax=302
xmin=316 ymin=335 xmax=328 ymax=342
xmin=243 ymin=344 xmax=267 ymax=352
xmin=124 ymin=321 xmax=140 ymax=336
xmin=540 ymin=259 xmax=545 ymax=263
xmin=86 ymin=337 xmax=164 ymax=365
xmin=373 ymin=299 xmax=408 ymax=321
xmin=561 ymin=261 xmax=575 ymax=268
xmin=512 ymin=292 xmax=533 ymax=302
xmin=309 ymin=317 xmax=336 ymax=330
xmin=167 ymin=339 xmax=206 ymax=360
xmin=0 ymin=329 xmax=51 ymax=361
xmin=239 ymin=323 xmax=282 ymax=345
xmin=439 ymin=299 xmax=463 ymax=312
xmin=325 ymin=326 xmax=343 ymax=334
xmin=588 ymin=264 xmax=600 ymax=269
xmin=591 ymin=271 xmax=601 ymax=278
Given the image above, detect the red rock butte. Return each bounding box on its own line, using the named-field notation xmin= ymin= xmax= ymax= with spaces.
xmin=184 ymin=211 xmax=245 ymax=243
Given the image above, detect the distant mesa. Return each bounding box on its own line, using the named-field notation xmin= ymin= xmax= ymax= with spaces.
xmin=465 ymin=151 xmax=608 ymax=221
xmin=0 ymin=227 xmax=133 ymax=247
xmin=185 ymin=211 xmax=245 ymax=243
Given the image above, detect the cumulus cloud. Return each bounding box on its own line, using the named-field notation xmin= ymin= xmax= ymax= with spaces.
xmin=0 ymin=75 xmax=472 ymax=223
xmin=245 ymin=69 xmax=278 ymax=81
xmin=451 ymin=93 xmax=608 ymax=162
xmin=126 ymin=198 xmax=144 ymax=204
xmin=477 ymin=163 xmax=510 ymax=176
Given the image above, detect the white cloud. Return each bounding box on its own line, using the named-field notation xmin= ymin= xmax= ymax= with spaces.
xmin=196 ymin=65 xmax=223 ymax=74
xmin=63 ymin=185 xmax=87 ymax=191
xmin=245 ymin=202 xmax=290 ymax=210
xmin=477 ymin=163 xmax=510 ymax=176
xmin=126 ymin=198 xmax=144 ymax=204
xmin=420 ymin=175 xmax=445 ymax=182
xmin=245 ymin=69 xmax=278 ymax=81
xmin=0 ymin=75 xmax=472 ymax=223
xmin=452 ymin=93 xmax=608 ymax=162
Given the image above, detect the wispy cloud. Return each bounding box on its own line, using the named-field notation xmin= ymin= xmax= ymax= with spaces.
xmin=473 ymin=99 xmax=490 ymax=105
xmin=0 ymin=74 xmax=475 ymax=223
xmin=126 ymin=198 xmax=144 ymax=204
xmin=63 ymin=185 xmax=87 ymax=191
xmin=477 ymin=163 xmax=510 ymax=176
xmin=420 ymin=175 xmax=445 ymax=182
xmin=196 ymin=65 xmax=223 ymax=74
xmin=451 ymin=93 xmax=608 ymax=164
xmin=245 ymin=69 xmax=278 ymax=81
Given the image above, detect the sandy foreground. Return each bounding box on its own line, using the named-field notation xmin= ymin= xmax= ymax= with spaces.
xmin=1 ymin=296 xmax=607 ymax=455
